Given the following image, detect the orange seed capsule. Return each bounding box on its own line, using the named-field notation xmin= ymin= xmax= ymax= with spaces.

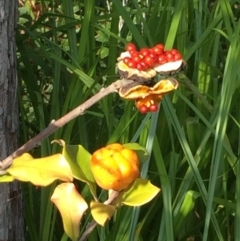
xmin=90 ymin=143 xmax=139 ymax=191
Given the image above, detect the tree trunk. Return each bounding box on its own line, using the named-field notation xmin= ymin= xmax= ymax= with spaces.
xmin=0 ymin=0 xmax=24 ymax=240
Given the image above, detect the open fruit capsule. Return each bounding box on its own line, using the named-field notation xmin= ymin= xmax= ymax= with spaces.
xmin=118 ymin=78 xmax=179 ymax=114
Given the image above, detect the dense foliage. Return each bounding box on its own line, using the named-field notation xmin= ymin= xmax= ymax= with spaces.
xmin=17 ymin=0 xmax=240 ymax=241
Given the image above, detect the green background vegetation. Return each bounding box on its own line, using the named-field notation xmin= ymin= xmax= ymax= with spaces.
xmin=17 ymin=0 xmax=240 ymax=240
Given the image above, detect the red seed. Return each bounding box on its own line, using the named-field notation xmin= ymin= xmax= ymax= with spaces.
xmin=140 ymin=48 xmax=150 ymax=57
xmin=131 ymin=53 xmax=142 ymax=63
xmin=155 ymin=44 xmax=165 ymax=50
xmin=136 ymin=63 xmax=144 ymax=70
xmin=149 ymin=52 xmax=158 ymax=61
xmin=123 ymin=57 xmax=131 ymax=65
xmin=149 ymin=104 xmax=158 ymax=112
xmin=165 ymin=51 xmax=174 ymax=62
xmin=152 ymin=46 xmax=164 ymax=55
xmin=174 ymin=52 xmax=182 ymax=61
xmin=127 ymin=60 xmax=137 ymax=68
xmin=140 ymin=61 xmax=149 ymax=70
xmin=143 ymin=56 xmax=155 ymax=67
xmin=139 ymin=105 xmax=149 ymax=114
xmin=171 ymin=49 xmax=179 ymax=55
xmin=126 ymin=43 xmax=136 ymax=52
xmin=157 ymin=54 xmax=167 ymax=64
xmin=129 ymin=49 xmax=138 ymax=56
xmin=149 ymin=48 xmax=154 ymax=53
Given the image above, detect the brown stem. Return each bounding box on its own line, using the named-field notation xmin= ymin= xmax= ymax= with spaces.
xmin=79 ymin=190 xmax=120 ymax=241
xmin=0 ymin=78 xmax=133 ymax=173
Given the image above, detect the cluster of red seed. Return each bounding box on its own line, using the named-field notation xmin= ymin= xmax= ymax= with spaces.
xmin=139 ymin=104 xmax=158 ymax=114
xmin=123 ymin=43 xmax=182 ymax=70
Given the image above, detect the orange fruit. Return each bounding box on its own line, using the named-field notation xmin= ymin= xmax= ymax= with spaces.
xmin=90 ymin=143 xmax=139 ymax=191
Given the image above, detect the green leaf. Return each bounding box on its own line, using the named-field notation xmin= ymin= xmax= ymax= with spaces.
xmin=121 ymin=178 xmax=160 ymax=206
xmin=174 ymin=190 xmax=200 ymax=233
xmin=123 ymin=143 xmax=149 ymax=166
xmin=96 ymin=30 xmax=109 ymax=43
xmin=0 ymin=174 xmax=15 ymax=182
xmin=90 ymin=201 xmax=116 ymax=226
xmin=59 ymin=140 xmax=97 ymax=197
xmin=97 ymin=47 xmax=109 ymax=59
xmin=186 ymin=117 xmax=203 ymax=153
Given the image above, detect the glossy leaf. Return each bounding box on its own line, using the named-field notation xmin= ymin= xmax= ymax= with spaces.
xmin=123 ymin=143 xmax=149 ymax=165
xmin=90 ymin=201 xmax=116 ymax=226
xmin=56 ymin=140 xmax=94 ymax=181
xmin=7 ymin=153 xmax=73 ymax=186
xmin=51 ymin=183 xmax=88 ymax=241
xmin=121 ymin=178 xmax=160 ymax=206
xmin=58 ymin=140 xmax=97 ymax=197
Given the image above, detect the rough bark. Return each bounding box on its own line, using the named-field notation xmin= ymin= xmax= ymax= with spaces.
xmin=0 ymin=0 xmax=24 ymax=240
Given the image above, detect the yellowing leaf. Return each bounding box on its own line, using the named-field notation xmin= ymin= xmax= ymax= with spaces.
xmin=121 ymin=178 xmax=160 ymax=206
xmin=7 ymin=153 xmax=73 ymax=186
xmin=51 ymin=183 xmax=88 ymax=241
xmin=0 ymin=174 xmax=15 ymax=182
xmin=90 ymin=201 xmax=116 ymax=226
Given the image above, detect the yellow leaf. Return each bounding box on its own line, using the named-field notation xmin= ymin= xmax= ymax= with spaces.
xmin=121 ymin=178 xmax=160 ymax=206
xmin=8 ymin=153 xmax=73 ymax=186
xmin=0 ymin=174 xmax=15 ymax=182
xmin=90 ymin=201 xmax=116 ymax=226
xmin=51 ymin=183 xmax=88 ymax=241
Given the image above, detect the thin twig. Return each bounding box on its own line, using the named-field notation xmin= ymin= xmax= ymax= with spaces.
xmin=79 ymin=190 xmax=120 ymax=241
xmin=0 ymin=78 xmax=133 ymax=173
